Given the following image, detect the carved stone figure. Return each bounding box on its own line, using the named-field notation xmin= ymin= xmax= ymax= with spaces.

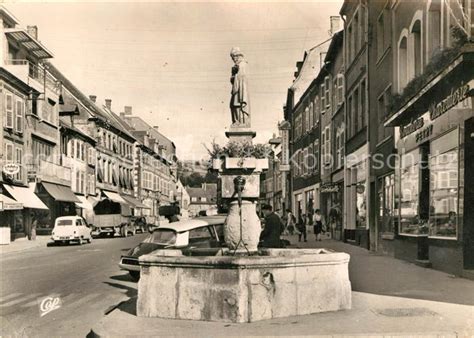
xmin=229 ymin=47 xmax=250 ymax=127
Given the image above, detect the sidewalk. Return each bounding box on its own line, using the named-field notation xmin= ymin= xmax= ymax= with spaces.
xmin=90 ymin=292 xmax=474 ymax=337
xmin=0 ymin=235 xmax=51 ymax=255
xmin=285 ymin=235 xmax=474 ymax=306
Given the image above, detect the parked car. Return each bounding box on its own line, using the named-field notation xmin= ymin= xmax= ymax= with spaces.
xmin=119 ymin=215 xmax=226 ymax=281
xmin=51 ymin=216 xmax=92 ymax=245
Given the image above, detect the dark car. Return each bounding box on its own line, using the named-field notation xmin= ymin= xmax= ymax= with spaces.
xmin=119 ymin=215 xmax=226 ymax=281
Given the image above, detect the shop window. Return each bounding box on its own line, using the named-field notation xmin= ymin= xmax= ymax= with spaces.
xmin=355 ymin=162 xmax=367 ymax=229
xmin=399 ymin=149 xmax=428 ymax=235
xmin=378 ymin=173 xmax=395 ymax=234
xmin=429 ymin=132 xmax=459 ymax=238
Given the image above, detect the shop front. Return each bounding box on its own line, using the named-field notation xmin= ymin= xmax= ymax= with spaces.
xmin=388 ymin=73 xmax=473 ymax=275
xmin=35 ymin=182 xmax=80 ymax=234
xmin=1 ymin=183 xmax=49 ymax=239
xmin=322 ymin=179 xmax=344 ymax=241
xmin=344 ymin=144 xmax=369 ymax=248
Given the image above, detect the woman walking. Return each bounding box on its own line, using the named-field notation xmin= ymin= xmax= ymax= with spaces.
xmin=313 ymin=209 xmax=323 ymax=241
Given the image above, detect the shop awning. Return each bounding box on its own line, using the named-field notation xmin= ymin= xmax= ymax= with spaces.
xmin=0 ymin=193 xmax=23 ymax=210
xmin=41 ymin=182 xmax=80 ymax=203
xmin=121 ymin=194 xmax=151 ymax=209
xmin=75 ymin=195 xmax=94 ymax=210
xmin=102 ymin=190 xmax=127 ymax=204
xmin=3 ymin=184 xmax=48 ymax=210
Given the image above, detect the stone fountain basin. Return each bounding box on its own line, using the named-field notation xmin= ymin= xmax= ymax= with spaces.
xmin=137 ymin=248 xmax=351 ymax=323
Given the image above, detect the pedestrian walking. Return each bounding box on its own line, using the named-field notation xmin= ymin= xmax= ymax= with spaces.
xmin=286 ymin=209 xmax=296 ymax=235
xmin=313 ymin=209 xmax=323 ymax=241
xmin=259 ymin=204 xmax=284 ymax=248
xmin=297 ymin=213 xmax=307 ymax=242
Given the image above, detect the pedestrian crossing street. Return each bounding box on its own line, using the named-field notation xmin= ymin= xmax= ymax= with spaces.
xmin=0 ymin=288 xmax=132 ymax=314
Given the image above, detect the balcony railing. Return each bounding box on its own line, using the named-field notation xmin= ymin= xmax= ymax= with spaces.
xmin=27 ymin=159 xmax=71 ymax=184
xmin=4 ymin=59 xmax=60 ymax=94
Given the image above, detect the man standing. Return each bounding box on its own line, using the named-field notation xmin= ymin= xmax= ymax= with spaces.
xmin=259 ymin=204 xmax=284 ymax=248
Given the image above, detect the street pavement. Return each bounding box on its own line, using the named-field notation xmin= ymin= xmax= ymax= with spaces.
xmin=0 ymin=233 xmax=146 ymax=337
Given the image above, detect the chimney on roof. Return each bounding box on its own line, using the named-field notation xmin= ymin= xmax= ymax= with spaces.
xmin=105 ymin=99 xmax=112 ymax=110
xmin=27 ymin=25 xmax=38 ymax=40
xmin=124 ymin=106 xmax=132 ymax=115
xmin=153 ymin=125 xmax=159 ymax=131
xmin=329 ymin=16 xmax=341 ymax=36
xmin=89 ymin=95 xmax=97 ymax=103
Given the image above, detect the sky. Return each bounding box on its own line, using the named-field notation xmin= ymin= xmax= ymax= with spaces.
xmin=5 ymin=1 xmax=343 ymax=160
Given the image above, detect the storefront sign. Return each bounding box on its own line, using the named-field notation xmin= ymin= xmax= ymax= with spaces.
xmin=400 ymin=117 xmax=424 ymax=139
xmin=280 ymin=122 xmax=290 ymax=171
xmin=429 ymin=83 xmax=470 ymax=121
xmin=415 ymin=124 xmax=434 ymax=143
xmin=2 ymin=163 xmax=20 ymax=176
xmin=321 ymin=183 xmax=340 ymax=193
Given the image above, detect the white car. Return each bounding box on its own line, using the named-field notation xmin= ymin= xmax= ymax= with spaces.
xmin=51 ymin=216 xmax=93 ymax=245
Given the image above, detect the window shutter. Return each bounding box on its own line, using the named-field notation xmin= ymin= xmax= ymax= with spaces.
xmin=5 ymin=94 xmax=14 ymax=129
xmin=16 ymin=100 xmax=23 ymax=133
xmin=320 ymin=85 xmax=326 ymax=114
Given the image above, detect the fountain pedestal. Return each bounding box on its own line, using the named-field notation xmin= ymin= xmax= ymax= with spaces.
xmin=137 ymin=248 xmax=351 ymax=322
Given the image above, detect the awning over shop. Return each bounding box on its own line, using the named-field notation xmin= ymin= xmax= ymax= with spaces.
xmin=102 ymin=190 xmax=127 ymax=204
xmin=121 ymin=194 xmax=151 ymax=209
xmin=41 ymin=182 xmax=80 ymax=203
xmin=3 ymin=184 xmax=48 ymax=210
xmin=0 ymin=193 xmax=23 ymax=210
xmin=75 ymin=195 xmax=94 ymax=210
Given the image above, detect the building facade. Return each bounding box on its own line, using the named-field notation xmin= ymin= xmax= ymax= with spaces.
xmin=383 ymin=0 xmax=474 ymax=276
xmin=341 ymin=0 xmax=370 ymax=248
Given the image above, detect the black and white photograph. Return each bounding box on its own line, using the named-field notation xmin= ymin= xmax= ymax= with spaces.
xmin=0 ymin=0 xmax=473 ymax=336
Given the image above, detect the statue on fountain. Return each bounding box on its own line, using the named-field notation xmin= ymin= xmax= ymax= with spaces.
xmin=229 ymin=47 xmax=250 ymax=128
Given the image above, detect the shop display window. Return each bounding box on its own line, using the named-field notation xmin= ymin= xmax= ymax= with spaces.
xmin=378 ymin=173 xmax=395 ymax=234
xmin=399 ymin=149 xmax=427 ymax=235
xmin=429 ymin=131 xmax=459 ymax=239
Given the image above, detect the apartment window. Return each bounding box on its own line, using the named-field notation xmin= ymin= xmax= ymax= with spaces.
xmin=411 ymin=20 xmax=422 ymax=78
xmin=354 ymin=87 xmax=359 ymax=133
xmin=313 ymin=140 xmax=319 ymax=173
xmin=76 ymin=141 xmax=81 ymax=159
xmin=348 ymin=24 xmax=354 ymax=62
xmin=303 ymin=148 xmax=308 ymax=175
xmin=347 ymin=95 xmax=353 ymax=138
xmin=42 ymin=98 xmax=56 ymax=125
xmin=15 ymin=147 xmax=22 ymax=181
xmin=15 ymin=100 xmax=24 ymax=133
xmin=428 ymin=2 xmax=441 ymax=58
xmin=304 ymin=107 xmax=310 ymax=133
xmin=308 ymin=143 xmax=314 ymax=172
xmin=309 ymin=103 xmax=314 ymax=128
xmin=5 ymin=143 xmax=14 ymax=162
xmin=88 ymin=147 xmax=95 ymax=165
xmin=360 ymin=80 xmax=366 ymax=130
xmin=320 ymin=83 xmax=326 ymax=114
xmin=313 ymin=96 xmax=320 ymax=125
xmin=5 ymin=93 xmax=14 ymax=129
xmin=398 ymin=36 xmax=408 ymax=91
xmin=335 ymin=126 xmax=344 ymax=169
xmin=336 ymin=74 xmax=344 ymax=108
xmin=324 ymin=76 xmax=331 ymax=111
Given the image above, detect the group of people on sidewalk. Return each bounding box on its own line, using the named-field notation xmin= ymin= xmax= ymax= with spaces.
xmin=259 ymin=205 xmax=327 ymax=248
xmin=284 ymin=209 xmax=325 ymax=242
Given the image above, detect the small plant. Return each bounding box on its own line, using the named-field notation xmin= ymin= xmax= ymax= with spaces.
xmin=205 ymin=139 xmax=272 ymax=160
